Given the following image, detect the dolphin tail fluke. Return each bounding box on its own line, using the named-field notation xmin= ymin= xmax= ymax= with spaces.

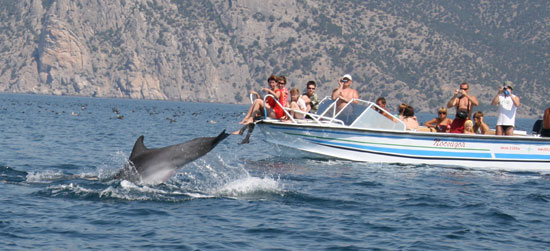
xmin=213 ymin=130 xmax=230 ymax=147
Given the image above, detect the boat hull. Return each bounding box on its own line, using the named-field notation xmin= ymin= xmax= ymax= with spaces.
xmin=257 ymin=121 xmax=550 ymax=171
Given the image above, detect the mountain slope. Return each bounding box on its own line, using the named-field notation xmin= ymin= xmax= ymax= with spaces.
xmin=0 ymin=0 xmax=548 ymax=117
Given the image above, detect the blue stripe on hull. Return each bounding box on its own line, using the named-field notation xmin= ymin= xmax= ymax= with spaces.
xmin=267 ymin=125 xmax=550 ymax=145
xmin=494 ymin=153 xmax=550 ymax=160
xmin=306 ymin=138 xmax=493 ymax=159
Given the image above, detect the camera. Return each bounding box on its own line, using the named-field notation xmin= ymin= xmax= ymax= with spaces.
xmin=503 ymin=85 xmax=510 ymax=96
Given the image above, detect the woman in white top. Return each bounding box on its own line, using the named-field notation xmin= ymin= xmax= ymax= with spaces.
xmin=289 ymin=88 xmax=308 ymax=119
xmin=491 ymin=82 xmax=520 ymax=136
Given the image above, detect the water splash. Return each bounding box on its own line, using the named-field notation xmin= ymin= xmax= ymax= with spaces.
xmin=213 ymin=176 xmax=285 ymax=198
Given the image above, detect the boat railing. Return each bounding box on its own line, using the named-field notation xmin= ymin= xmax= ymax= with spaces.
xmin=259 ymin=94 xmax=345 ymax=126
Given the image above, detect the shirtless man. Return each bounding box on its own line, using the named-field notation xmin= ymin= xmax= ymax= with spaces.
xmin=331 ymin=74 xmax=359 ymax=112
xmin=446 ymin=82 xmax=479 ymax=133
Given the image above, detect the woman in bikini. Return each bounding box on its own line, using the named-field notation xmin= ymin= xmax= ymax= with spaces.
xmin=424 ymin=107 xmax=453 ymax=132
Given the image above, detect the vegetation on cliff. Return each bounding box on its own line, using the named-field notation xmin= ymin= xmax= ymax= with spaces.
xmin=0 ymin=0 xmax=548 ymax=117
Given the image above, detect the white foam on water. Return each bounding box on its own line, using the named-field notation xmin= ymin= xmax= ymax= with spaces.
xmin=99 ymin=185 xmax=151 ymax=201
xmin=48 ymin=183 xmax=96 ymax=194
xmin=26 ymin=170 xmax=66 ymax=183
xmin=213 ymin=176 xmax=284 ymax=198
xmin=96 ymin=150 xmax=130 ymax=179
xmin=119 ymin=179 xmax=168 ymax=194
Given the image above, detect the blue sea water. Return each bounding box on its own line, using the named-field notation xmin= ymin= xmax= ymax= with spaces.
xmin=1 ymin=93 xmax=549 ymax=250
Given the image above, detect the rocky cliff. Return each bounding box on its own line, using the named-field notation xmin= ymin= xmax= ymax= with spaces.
xmin=1 ymin=0 xmax=549 ymax=117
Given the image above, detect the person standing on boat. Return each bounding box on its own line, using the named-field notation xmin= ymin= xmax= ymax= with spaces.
xmin=447 ymin=82 xmax=479 ymax=133
xmin=541 ymin=107 xmax=550 ymax=137
xmin=332 ymin=74 xmax=359 ymax=113
xmin=302 ymin=81 xmax=320 ymax=114
xmin=492 ymin=81 xmax=520 ymax=136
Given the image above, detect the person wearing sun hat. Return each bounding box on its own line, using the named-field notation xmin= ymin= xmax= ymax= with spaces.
xmin=492 ymin=80 xmax=521 ymax=135
xmin=331 ymin=74 xmax=359 ymax=113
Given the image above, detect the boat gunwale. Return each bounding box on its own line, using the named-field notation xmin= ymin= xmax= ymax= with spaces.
xmin=257 ymin=119 xmax=550 ymax=143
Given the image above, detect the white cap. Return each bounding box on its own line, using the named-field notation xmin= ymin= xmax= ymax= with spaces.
xmin=342 ymin=74 xmax=352 ymax=81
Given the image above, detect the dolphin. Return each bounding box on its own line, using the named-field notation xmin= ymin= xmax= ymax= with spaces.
xmin=114 ymin=130 xmax=229 ymax=184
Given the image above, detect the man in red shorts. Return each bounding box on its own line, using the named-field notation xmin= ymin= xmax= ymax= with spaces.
xmin=446 ymin=82 xmax=479 ymax=133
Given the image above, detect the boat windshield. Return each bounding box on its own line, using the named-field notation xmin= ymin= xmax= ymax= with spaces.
xmin=318 ymin=98 xmax=406 ymax=131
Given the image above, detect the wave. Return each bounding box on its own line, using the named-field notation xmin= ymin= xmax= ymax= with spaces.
xmin=23 ymin=153 xmax=287 ymax=202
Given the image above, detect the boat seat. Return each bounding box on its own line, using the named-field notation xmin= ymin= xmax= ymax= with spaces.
xmin=416 ymin=126 xmax=433 ymax=132
xmin=532 ymin=119 xmax=543 ymax=135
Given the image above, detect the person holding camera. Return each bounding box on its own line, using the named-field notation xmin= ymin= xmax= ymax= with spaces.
xmin=446 ymin=82 xmax=479 ymax=133
xmin=332 ymin=74 xmax=359 ymax=113
xmin=492 ymin=81 xmax=520 ymax=136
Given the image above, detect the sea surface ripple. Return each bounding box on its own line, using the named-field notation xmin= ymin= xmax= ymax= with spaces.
xmin=1 ymin=93 xmax=549 ymax=250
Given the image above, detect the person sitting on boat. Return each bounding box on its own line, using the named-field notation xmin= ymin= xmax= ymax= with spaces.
xmin=424 ymin=107 xmax=453 ymax=132
xmin=302 ymin=81 xmax=320 ymax=114
xmin=332 ymin=74 xmax=359 ymax=113
xmin=541 ymin=107 xmax=550 ymax=137
xmin=447 ymin=82 xmax=479 ymax=133
xmin=397 ymin=103 xmax=408 ymax=120
xmin=472 ymin=111 xmax=490 ymax=134
xmin=288 ymin=88 xmax=308 ymax=119
xmin=278 ymin=75 xmax=289 ymax=108
xmin=237 ymin=75 xmax=284 ymax=125
xmin=375 ymin=97 xmax=395 ymax=121
xmin=492 ymin=81 xmax=520 ymax=136
xmin=402 ymin=105 xmax=419 ymax=130
xmin=464 ymin=120 xmax=475 ymax=134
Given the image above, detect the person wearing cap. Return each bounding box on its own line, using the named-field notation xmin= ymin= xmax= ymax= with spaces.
xmin=492 ymin=81 xmax=520 ymax=135
xmin=331 ymin=74 xmax=359 ymax=112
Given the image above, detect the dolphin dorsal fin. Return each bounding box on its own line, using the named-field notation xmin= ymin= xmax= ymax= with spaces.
xmin=130 ymin=135 xmax=148 ymax=160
